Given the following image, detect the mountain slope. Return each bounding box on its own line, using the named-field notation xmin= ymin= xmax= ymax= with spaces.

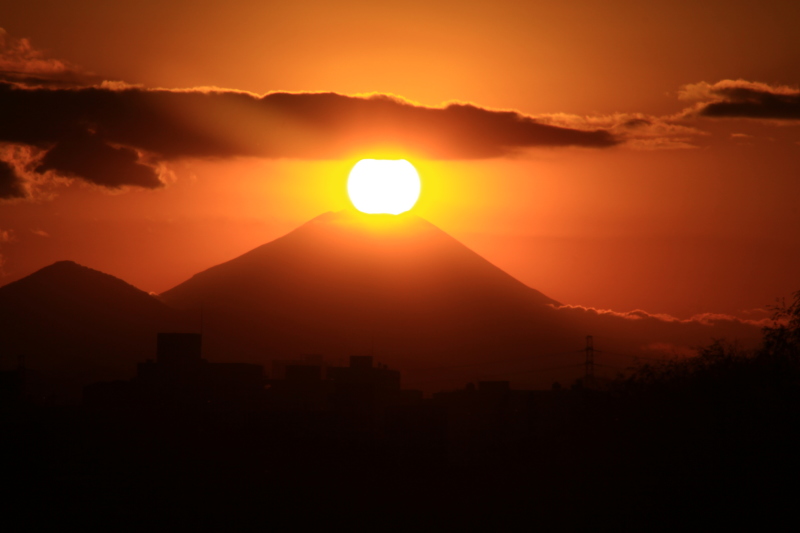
xmin=161 ymin=211 xmax=577 ymax=386
xmin=0 ymin=261 xmax=185 ymax=399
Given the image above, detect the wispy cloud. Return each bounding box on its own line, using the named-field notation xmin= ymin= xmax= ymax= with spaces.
xmin=0 ymin=28 xmax=92 ymax=87
xmin=551 ymin=303 xmax=773 ymax=327
xmin=535 ymin=112 xmax=707 ymax=150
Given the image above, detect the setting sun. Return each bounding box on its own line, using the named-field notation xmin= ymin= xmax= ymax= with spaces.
xmin=347 ymin=159 xmax=421 ymax=215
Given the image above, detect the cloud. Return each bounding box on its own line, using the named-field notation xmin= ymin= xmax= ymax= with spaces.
xmin=0 ymin=27 xmax=620 ymax=200
xmin=544 ymin=79 xmax=800 ymax=151
xmin=551 ymin=303 xmax=771 ymax=327
xmin=679 ymin=79 xmax=800 ymax=120
xmin=0 ymin=142 xmax=67 ymax=201
xmin=0 ymin=28 xmax=91 ymax=87
xmin=35 ymin=131 xmax=162 ymax=189
xmin=549 ymin=303 xmax=765 ymax=363
xmin=536 ymin=112 xmax=707 ymax=150
xmin=0 ymin=158 xmax=26 ymax=198
xmin=0 ymin=228 xmax=14 ymax=244
xmin=0 ymin=83 xmax=619 ymax=199
xmin=0 ymin=28 xmax=620 ymax=199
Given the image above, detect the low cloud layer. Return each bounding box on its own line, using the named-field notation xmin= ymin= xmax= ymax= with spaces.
xmin=680 ymin=79 xmax=800 ymax=120
xmin=550 ymin=303 xmax=766 ymax=364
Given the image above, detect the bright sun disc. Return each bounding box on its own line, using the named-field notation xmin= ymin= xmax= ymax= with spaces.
xmin=347 ymin=159 xmax=421 ymax=215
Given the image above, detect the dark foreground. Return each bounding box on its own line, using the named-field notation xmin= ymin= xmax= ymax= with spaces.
xmin=3 ymin=377 xmax=800 ymax=531
xmin=4 ymin=294 xmax=800 ymax=530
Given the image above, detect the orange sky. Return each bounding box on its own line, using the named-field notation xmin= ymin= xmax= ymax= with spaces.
xmin=0 ymin=0 xmax=798 ymax=319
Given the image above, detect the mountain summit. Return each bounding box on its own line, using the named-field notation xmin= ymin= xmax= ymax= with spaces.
xmin=162 ymin=210 xmax=558 ymax=310
xmin=2 ymin=260 xmax=169 ymax=316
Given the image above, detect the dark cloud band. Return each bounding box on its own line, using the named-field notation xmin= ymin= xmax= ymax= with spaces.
xmin=687 ymin=80 xmax=800 ymax=120
xmin=701 ymin=89 xmax=800 ymax=119
xmin=0 ymin=83 xmax=617 ymax=198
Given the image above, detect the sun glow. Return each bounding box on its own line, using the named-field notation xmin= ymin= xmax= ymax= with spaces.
xmin=347 ymin=159 xmax=421 ymax=215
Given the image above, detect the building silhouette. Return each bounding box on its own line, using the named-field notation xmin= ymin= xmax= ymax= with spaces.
xmin=85 ymin=333 xmax=265 ymax=410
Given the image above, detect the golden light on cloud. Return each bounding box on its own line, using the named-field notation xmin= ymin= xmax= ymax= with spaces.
xmin=347 ymin=159 xmax=421 ymax=215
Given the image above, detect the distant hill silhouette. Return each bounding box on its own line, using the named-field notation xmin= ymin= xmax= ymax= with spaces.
xmin=0 ymin=261 xmax=186 ymax=400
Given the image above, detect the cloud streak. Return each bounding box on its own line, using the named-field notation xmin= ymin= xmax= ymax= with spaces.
xmin=552 ymin=303 xmax=773 ymax=328
xmin=0 ymin=28 xmax=90 ymax=87
xmin=537 ymin=112 xmax=708 ymax=150
xmin=549 ymin=303 xmax=766 ymax=362
xmin=680 ymin=79 xmax=800 ymax=120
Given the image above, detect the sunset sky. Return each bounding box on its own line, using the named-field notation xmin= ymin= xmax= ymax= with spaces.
xmin=1 ymin=0 xmax=798 ymax=320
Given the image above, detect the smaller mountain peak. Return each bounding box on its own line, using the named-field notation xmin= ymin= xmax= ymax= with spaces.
xmin=1 ymin=259 xmax=173 ymax=318
xmin=3 ymin=260 xmax=145 ymax=297
xmin=37 ymin=260 xmax=103 ymax=277
xmin=49 ymin=260 xmax=82 ymax=269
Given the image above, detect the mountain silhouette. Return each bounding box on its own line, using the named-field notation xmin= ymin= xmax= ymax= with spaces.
xmin=160 ymin=210 xmax=764 ymax=389
xmin=0 ymin=261 xmax=185 ymax=399
xmin=161 ymin=210 xmax=580 ymax=389
xmin=1 ymin=214 xmax=763 ymax=397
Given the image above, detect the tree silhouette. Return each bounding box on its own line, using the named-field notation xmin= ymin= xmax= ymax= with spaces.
xmin=763 ymin=289 xmax=800 ymax=359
